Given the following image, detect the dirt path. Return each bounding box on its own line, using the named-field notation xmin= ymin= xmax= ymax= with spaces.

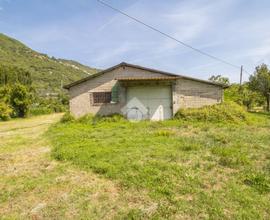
xmin=0 ymin=114 xmax=153 ymax=219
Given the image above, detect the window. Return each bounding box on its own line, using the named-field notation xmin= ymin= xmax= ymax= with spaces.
xmin=92 ymin=92 xmax=111 ymax=104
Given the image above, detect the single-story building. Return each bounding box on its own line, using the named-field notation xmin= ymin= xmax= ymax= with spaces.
xmin=64 ymin=62 xmax=228 ymax=120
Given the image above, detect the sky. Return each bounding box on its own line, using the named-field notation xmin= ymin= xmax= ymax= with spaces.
xmin=0 ymin=0 xmax=270 ymax=82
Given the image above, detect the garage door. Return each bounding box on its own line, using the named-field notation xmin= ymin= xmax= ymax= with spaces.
xmin=126 ymin=85 xmax=172 ymax=121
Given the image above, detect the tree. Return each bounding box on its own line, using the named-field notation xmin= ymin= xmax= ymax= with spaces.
xmin=224 ymin=83 xmax=264 ymax=110
xmin=0 ymin=65 xmax=32 ymax=86
xmin=10 ymin=84 xmax=32 ymax=117
xmin=0 ymin=85 xmax=11 ymax=104
xmin=0 ymin=102 xmax=12 ymax=121
xmin=0 ymin=86 xmax=12 ymax=120
xmin=249 ymin=64 xmax=270 ymax=111
xmin=209 ymin=75 xmax=230 ymax=85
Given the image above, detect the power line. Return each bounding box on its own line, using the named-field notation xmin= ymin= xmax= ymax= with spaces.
xmin=97 ymin=0 xmax=249 ymax=74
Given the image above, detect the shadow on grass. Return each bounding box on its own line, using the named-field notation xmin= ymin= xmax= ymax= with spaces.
xmin=248 ymin=111 xmax=270 ymax=117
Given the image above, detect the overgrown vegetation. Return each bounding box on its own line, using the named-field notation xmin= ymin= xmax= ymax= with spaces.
xmin=249 ymin=64 xmax=270 ymax=111
xmin=175 ymin=102 xmax=249 ymax=123
xmin=211 ymin=64 xmax=270 ymax=111
xmin=47 ymin=112 xmax=270 ymax=219
xmin=0 ymin=66 xmax=33 ymax=119
xmin=224 ymin=83 xmax=265 ymax=110
xmin=0 ymin=65 xmax=68 ymax=120
xmin=0 ymin=33 xmax=100 ymax=120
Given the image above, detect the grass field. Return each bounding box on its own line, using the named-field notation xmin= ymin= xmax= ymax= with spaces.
xmin=0 ymin=114 xmax=154 ymax=219
xmin=47 ymin=113 xmax=270 ymax=219
xmin=1 ymin=113 xmax=270 ymax=219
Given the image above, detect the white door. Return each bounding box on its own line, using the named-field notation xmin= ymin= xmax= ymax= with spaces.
xmin=126 ymin=85 xmax=172 ymax=121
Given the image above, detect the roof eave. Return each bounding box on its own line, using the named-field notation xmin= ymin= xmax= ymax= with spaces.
xmin=63 ymin=63 xmax=124 ymax=89
xmin=63 ymin=62 xmax=229 ymax=89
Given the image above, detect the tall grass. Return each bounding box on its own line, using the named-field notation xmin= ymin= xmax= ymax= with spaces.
xmin=47 ymin=111 xmax=270 ymax=219
xmin=175 ymin=102 xmax=249 ymax=123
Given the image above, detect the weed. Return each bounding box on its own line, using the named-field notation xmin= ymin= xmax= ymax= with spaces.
xmin=154 ymin=129 xmax=176 ymax=137
xmin=211 ymin=146 xmax=250 ymax=168
xmin=175 ymin=102 xmax=249 ymax=123
xmin=46 ymin=111 xmax=270 ymax=218
xmin=60 ymin=112 xmax=75 ymax=123
xmin=244 ymin=172 xmax=270 ymax=193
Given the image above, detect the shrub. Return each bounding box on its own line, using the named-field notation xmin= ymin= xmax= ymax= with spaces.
xmin=10 ymin=83 xmax=32 ymax=117
xmin=0 ymin=86 xmax=11 ymax=103
xmin=60 ymin=112 xmax=75 ymax=123
xmin=76 ymin=114 xmax=94 ymax=124
xmin=0 ymin=101 xmax=12 ymax=121
xmin=225 ymin=83 xmax=265 ymax=110
xmin=175 ymin=102 xmax=249 ymax=123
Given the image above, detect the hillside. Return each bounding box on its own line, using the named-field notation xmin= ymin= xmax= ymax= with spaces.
xmin=0 ymin=33 xmax=98 ymax=94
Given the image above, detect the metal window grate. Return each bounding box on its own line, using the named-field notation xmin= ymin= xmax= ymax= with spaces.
xmin=92 ymin=92 xmax=112 ymax=104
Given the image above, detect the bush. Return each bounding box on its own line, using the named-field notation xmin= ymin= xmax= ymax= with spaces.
xmin=60 ymin=112 xmax=75 ymax=123
xmin=76 ymin=113 xmax=94 ymax=124
xmin=174 ymin=102 xmax=249 ymax=123
xmin=10 ymin=83 xmax=31 ymax=117
xmin=0 ymin=102 xmax=12 ymax=121
xmin=225 ymin=83 xmax=265 ymax=110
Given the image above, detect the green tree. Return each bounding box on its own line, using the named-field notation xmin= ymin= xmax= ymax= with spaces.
xmin=0 ymin=85 xmax=11 ymax=103
xmin=249 ymin=64 xmax=270 ymax=111
xmin=0 ymin=101 xmax=12 ymax=121
xmin=0 ymin=65 xmax=32 ymax=86
xmin=209 ymin=75 xmax=230 ymax=85
xmin=0 ymin=85 xmax=12 ymax=120
xmin=224 ymin=83 xmax=264 ymax=110
xmin=10 ymin=84 xmax=32 ymax=117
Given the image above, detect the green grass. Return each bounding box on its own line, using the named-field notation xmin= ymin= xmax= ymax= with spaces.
xmin=175 ymin=101 xmax=249 ymax=123
xmin=0 ymin=114 xmax=157 ymax=219
xmin=47 ymin=112 xmax=270 ymax=219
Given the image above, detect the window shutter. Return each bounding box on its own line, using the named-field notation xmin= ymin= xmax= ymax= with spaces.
xmin=111 ymin=83 xmax=119 ymax=103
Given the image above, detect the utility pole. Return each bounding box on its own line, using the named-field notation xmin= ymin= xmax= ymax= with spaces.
xmin=240 ymin=65 xmax=243 ymax=86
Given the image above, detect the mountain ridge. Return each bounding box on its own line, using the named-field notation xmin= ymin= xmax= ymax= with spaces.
xmin=0 ymin=33 xmax=98 ymax=94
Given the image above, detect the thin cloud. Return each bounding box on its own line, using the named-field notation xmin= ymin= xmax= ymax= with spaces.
xmin=2 ymin=0 xmax=270 ymax=82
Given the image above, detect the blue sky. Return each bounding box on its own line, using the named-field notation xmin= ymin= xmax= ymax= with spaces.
xmin=0 ymin=0 xmax=270 ymax=82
